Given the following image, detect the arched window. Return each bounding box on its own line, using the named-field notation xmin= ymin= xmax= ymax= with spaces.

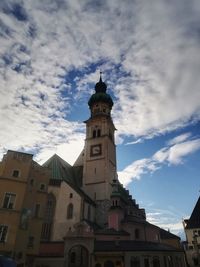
xmin=67 ymin=203 xmax=73 ymax=219
xmin=135 ymin=228 xmax=140 ymax=239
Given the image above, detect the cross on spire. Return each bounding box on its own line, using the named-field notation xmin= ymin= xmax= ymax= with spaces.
xmin=99 ymin=70 xmax=103 ymax=82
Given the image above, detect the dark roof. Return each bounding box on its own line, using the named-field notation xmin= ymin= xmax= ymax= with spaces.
xmin=186 ymin=197 xmax=200 ymax=229
xmin=94 ymin=240 xmax=183 ymax=252
xmin=43 ymin=154 xmax=73 ymax=182
xmin=95 ymin=228 xmax=130 ymax=236
xmin=160 ymin=228 xmax=180 ymax=240
xmin=43 ymin=154 xmax=95 ymax=206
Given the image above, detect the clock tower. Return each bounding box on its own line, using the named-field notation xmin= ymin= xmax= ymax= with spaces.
xmin=82 ymin=75 xmax=117 ymax=202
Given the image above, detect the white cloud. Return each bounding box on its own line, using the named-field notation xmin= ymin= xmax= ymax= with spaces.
xmin=167 ymin=139 xmax=200 ymax=165
xmin=167 ymin=132 xmax=192 ymax=146
xmin=146 ymin=207 xmax=186 ymax=236
xmin=0 ymin=0 xmax=200 ymax=163
xmin=118 ymin=134 xmax=200 ymax=186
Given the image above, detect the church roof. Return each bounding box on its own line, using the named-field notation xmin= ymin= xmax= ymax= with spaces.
xmin=159 ymin=228 xmax=180 ymax=240
xmin=43 ymin=154 xmax=73 ymax=182
xmin=94 ymin=240 xmax=182 ymax=252
xmin=43 ymin=154 xmax=95 ymax=205
xmin=185 ymin=197 xmax=200 ymax=229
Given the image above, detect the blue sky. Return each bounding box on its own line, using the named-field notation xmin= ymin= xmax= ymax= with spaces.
xmin=0 ymin=0 xmax=200 ymax=238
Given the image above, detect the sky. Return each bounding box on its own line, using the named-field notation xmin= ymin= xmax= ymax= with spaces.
xmin=0 ymin=0 xmax=200 ymax=238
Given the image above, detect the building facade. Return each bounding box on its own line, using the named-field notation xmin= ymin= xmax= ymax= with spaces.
xmin=0 ymin=77 xmax=187 ymax=267
xmin=34 ymin=76 xmax=186 ymax=267
xmin=0 ymin=150 xmax=49 ymax=266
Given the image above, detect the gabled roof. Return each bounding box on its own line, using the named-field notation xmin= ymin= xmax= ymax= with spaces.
xmin=186 ymin=197 xmax=200 ymax=229
xmin=43 ymin=154 xmax=95 ymax=206
xmin=160 ymin=228 xmax=180 ymax=240
xmin=43 ymin=154 xmax=73 ymax=182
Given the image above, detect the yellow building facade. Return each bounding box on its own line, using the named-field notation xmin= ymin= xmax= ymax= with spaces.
xmin=0 ymin=150 xmax=49 ymax=266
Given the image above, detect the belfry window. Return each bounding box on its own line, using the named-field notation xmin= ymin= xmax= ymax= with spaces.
xmin=93 ymin=130 xmax=96 ymax=138
xmin=92 ymin=129 xmax=101 ymax=138
xmin=97 ymin=129 xmax=101 ymax=137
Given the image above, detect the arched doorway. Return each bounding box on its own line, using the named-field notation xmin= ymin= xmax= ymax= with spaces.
xmin=68 ymin=245 xmax=89 ymax=267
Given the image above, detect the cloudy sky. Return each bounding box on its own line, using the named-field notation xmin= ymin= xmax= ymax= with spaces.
xmin=1 ymin=0 xmax=200 ymax=237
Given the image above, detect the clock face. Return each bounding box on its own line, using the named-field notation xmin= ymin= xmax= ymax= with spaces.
xmin=90 ymin=144 xmax=102 ymax=157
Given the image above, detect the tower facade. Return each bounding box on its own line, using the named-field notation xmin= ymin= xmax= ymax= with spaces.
xmin=82 ymin=76 xmax=116 ymax=202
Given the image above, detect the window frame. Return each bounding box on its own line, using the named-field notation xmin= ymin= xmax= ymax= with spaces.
xmin=12 ymin=170 xmax=20 ymax=178
xmin=2 ymin=192 xmax=16 ymax=209
xmin=39 ymin=183 xmax=46 ymax=191
xmin=0 ymin=225 xmax=8 ymax=243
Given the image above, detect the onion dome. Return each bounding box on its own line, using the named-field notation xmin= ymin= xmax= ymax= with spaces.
xmin=95 ymin=76 xmax=107 ymax=93
xmin=88 ymin=76 xmax=113 ymax=108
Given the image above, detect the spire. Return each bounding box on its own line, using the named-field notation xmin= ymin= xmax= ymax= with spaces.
xmin=95 ymin=71 xmax=107 ymax=93
xmin=99 ymin=71 xmax=103 ymax=82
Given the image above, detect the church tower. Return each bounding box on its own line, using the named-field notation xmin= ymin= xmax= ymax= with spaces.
xmin=82 ymin=75 xmax=117 ymax=203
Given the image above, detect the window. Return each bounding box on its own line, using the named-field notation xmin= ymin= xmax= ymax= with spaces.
xmin=27 ymin=236 xmax=34 ymax=248
xmin=144 ymin=259 xmax=150 ymax=267
xmin=163 ymin=256 xmax=167 ymax=267
xmin=130 ymin=257 xmax=140 ymax=267
xmin=3 ymin=193 xmax=16 ymax=209
xmin=87 ymin=205 xmax=91 ymax=220
xmin=12 ymin=170 xmax=19 ymax=177
xmin=41 ymin=194 xmax=56 ymax=241
xmin=97 ymin=129 xmax=101 ymax=137
xmin=67 ymin=203 xmax=73 ymax=219
xmin=135 ymin=228 xmax=140 ymax=239
xmin=34 ymin=204 xmax=40 ymax=217
xmin=30 ymin=179 xmax=34 ymax=186
xmin=0 ymin=225 xmax=8 ymax=242
xmin=153 ymin=257 xmax=160 ymax=267
xmin=70 ymin=193 xmax=73 ymax=198
xmin=93 ymin=130 xmax=96 ymax=138
xmin=40 ymin=183 xmax=46 ymax=191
